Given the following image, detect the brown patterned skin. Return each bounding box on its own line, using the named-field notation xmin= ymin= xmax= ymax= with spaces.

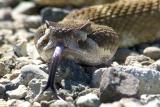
xmin=35 ymin=0 xmax=119 ymax=6
xmin=65 ymin=0 xmax=160 ymax=47
xmin=35 ymin=0 xmax=160 ymax=65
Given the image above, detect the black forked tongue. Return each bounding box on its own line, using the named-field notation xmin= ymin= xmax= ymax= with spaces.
xmin=34 ymin=44 xmax=64 ymax=102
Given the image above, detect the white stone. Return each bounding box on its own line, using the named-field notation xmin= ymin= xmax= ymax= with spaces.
xmin=76 ymin=93 xmax=100 ymax=107
xmin=6 ymin=85 xmax=27 ymax=99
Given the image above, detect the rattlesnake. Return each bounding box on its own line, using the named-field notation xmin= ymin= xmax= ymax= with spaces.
xmin=35 ymin=0 xmax=160 ymax=65
xmin=34 ymin=0 xmax=160 ymax=100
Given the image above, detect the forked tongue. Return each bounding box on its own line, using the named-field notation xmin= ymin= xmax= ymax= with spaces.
xmin=34 ymin=44 xmax=64 ymax=102
xmin=44 ymin=44 xmax=64 ymax=92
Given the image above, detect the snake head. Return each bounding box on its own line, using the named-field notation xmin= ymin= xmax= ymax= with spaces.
xmin=47 ymin=20 xmax=91 ymax=45
xmin=35 ymin=20 xmax=93 ymax=62
xmin=35 ymin=20 xmax=119 ymax=65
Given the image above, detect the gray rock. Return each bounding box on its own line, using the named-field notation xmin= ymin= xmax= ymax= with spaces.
xmin=0 ymin=55 xmax=16 ymax=73
xmin=0 ymin=0 xmax=19 ymax=7
xmin=6 ymin=85 xmax=27 ymax=99
xmin=9 ymin=69 xmax=21 ymax=80
xmin=0 ymin=29 xmax=13 ymax=37
xmin=0 ymin=78 xmax=10 ymax=85
xmin=91 ymin=68 xmax=105 ymax=88
xmin=13 ymin=1 xmax=37 ymax=14
xmin=143 ymin=46 xmax=160 ymax=60
xmin=76 ymin=93 xmax=100 ymax=107
xmin=0 ymin=99 xmax=7 ymax=107
xmin=0 ymin=8 xmax=12 ymax=21
xmin=100 ymin=102 xmax=122 ymax=107
xmin=58 ymin=89 xmax=72 ymax=99
xmin=14 ymin=57 xmax=34 ymax=70
xmin=23 ymin=15 xmax=42 ymax=28
xmin=13 ymin=29 xmax=34 ymax=41
xmin=143 ymin=99 xmax=160 ymax=107
xmin=13 ymin=40 xmax=28 ymax=57
xmin=141 ymin=94 xmax=160 ymax=107
xmin=149 ymin=60 xmax=160 ymax=71
xmin=5 ymin=64 xmax=48 ymax=91
xmin=32 ymin=102 xmax=41 ymax=107
xmin=78 ymin=88 xmax=100 ymax=97
xmin=1 ymin=29 xmax=13 ymax=44
xmin=100 ymin=98 xmax=141 ymax=107
xmin=100 ymin=97 xmax=160 ymax=107
xmin=0 ymin=44 xmax=15 ymax=60
xmin=100 ymin=68 xmax=139 ymax=102
xmin=40 ymin=100 xmax=50 ymax=107
xmin=11 ymin=13 xmax=42 ymax=29
xmin=65 ymin=96 xmax=74 ymax=102
xmin=56 ymin=59 xmax=90 ymax=90
xmin=0 ymin=84 xmax=6 ymax=98
xmin=26 ymin=78 xmax=53 ymax=102
xmin=0 ymin=21 xmax=14 ymax=29
xmin=7 ymin=99 xmax=31 ymax=107
xmin=17 ymin=64 xmax=48 ymax=85
xmin=125 ymin=55 xmax=154 ymax=66
xmin=26 ymin=78 xmax=42 ymax=100
xmin=99 ymin=66 xmax=160 ymax=103
xmin=0 ymin=62 xmax=7 ymax=77
xmin=50 ymin=100 xmax=75 ymax=107
xmin=27 ymin=41 xmax=40 ymax=60
xmin=0 ymin=33 xmax=5 ymax=45
xmin=41 ymin=7 xmax=70 ymax=22
xmin=61 ymin=80 xmax=88 ymax=94
xmin=141 ymin=94 xmax=160 ymax=104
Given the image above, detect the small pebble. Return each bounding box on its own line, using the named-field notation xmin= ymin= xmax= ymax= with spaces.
xmin=6 ymin=85 xmax=27 ymax=99
xmin=0 ymin=84 xmax=6 ymax=98
xmin=0 ymin=62 xmax=7 ymax=77
xmin=0 ymin=0 xmax=19 ymax=7
xmin=0 ymin=8 xmax=12 ymax=21
xmin=7 ymin=99 xmax=31 ymax=107
xmin=149 ymin=59 xmax=160 ymax=71
xmin=0 ymin=99 xmax=7 ymax=107
xmin=91 ymin=68 xmax=105 ymax=88
xmin=76 ymin=93 xmax=100 ymax=107
xmin=32 ymin=102 xmax=41 ymax=107
xmin=49 ymin=100 xmax=75 ymax=107
xmin=13 ymin=1 xmax=37 ymax=14
xmin=143 ymin=46 xmax=160 ymax=60
xmin=125 ymin=55 xmax=154 ymax=66
xmin=13 ymin=40 xmax=28 ymax=57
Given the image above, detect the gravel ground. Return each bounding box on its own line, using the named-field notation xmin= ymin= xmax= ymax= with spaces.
xmin=0 ymin=0 xmax=160 ymax=107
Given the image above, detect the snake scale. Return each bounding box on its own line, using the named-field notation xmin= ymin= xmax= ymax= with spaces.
xmin=33 ymin=0 xmax=160 ymax=100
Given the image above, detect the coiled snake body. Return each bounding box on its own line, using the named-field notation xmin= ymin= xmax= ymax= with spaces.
xmin=35 ymin=0 xmax=160 ymax=65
